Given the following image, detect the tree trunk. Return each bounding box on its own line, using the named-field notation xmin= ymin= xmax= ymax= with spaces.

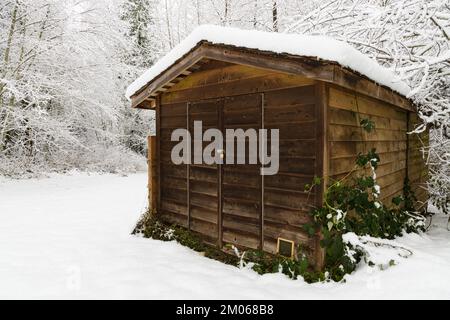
xmin=0 ymin=0 xmax=20 ymax=151
xmin=224 ymin=0 xmax=229 ymax=26
xmin=0 ymin=0 xmax=19 ymax=100
xmin=164 ymin=0 xmax=173 ymax=49
xmin=196 ymin=0 xmax=201 ymax=25
xmin=272 ymin=0 xmax=279 ymax=32
xmin=253 ymin=0 xmax=258 ymax=28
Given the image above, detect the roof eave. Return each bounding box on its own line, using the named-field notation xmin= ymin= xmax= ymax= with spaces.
xmin=130 ymin=42 xmax=413 ymax=111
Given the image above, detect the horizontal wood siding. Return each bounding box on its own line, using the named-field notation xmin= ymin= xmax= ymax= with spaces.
xmin=189 ymin=99 xmax=221 ymax=244
xmin=222 ymin=94 xmax=262 ymax=250
xmin=158 ymin=62 xmax=319 ymax=257
xmin=263 ymin=85 xmax=317 ymax=256
xmin=162 ymin=63 xmax=315 ymax=104
xmin=327 ymin=86 xmax=409 ymax=205
xmin=159 ymin=102 xmax=188 ymax=227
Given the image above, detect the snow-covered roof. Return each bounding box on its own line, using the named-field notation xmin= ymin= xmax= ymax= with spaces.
xmin=126 ymin=25 xmax=410 ymax=100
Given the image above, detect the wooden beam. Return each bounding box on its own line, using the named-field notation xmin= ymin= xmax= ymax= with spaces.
xmin=218 ymin=100 xmax=223 ymax=248
xmin=156 ymin=96 xmax=161 ymax=213
xmin=332 ymin=66 xmax=412 ymax=111
xmin=260 ymin=93 xmax=265 ymax=251
xmin=139 ymin=99 xmax=156 ymax=109
xmin=130 ymin=43 xmax=208 ymax=109
xmin=314 ymin=82 xmax=327 ymax=271
xmin=148 ymin=135 xmax=158 ymax=211
xmin=202 ymin=43 xmax=334 ymax=83
xmin=201 ymin=44 xmax=412 ymax=111
xmin=187 ymin=102 xmax=191 ymax=231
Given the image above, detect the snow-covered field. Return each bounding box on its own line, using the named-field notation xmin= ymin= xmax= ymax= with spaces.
xmin=0 ymin=173 xmax=449 ymax=300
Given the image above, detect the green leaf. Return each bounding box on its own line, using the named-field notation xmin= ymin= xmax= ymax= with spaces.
xmin=360 ymin=118 xmax=376 ymax=133
xmin=392 ymin=196 xmax=403 ymax=206
xmin=313 ymin=176 xmax=322 ymax=186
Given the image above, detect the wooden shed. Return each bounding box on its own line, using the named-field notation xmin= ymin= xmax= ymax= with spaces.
xmin=127 ymin=26 xmax=428 ymax=268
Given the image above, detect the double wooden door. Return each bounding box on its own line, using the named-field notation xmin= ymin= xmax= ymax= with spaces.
xmin=187 ymin=93 xmax=264 ymax=249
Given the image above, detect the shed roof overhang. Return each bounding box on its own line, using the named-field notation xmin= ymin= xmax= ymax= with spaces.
xmin=130 ymin=42 xmax=413 ymax=112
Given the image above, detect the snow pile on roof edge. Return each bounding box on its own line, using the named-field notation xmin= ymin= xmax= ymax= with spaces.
xmin=126 ymin=25 xmax=410 ymax=100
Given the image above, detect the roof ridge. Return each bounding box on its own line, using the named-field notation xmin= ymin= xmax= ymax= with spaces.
xmin=126 ymin=25 xmax=410 ymax=100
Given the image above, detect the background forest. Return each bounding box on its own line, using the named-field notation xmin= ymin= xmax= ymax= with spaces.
xmin=0 ymin=0 xmax=449 ymax=211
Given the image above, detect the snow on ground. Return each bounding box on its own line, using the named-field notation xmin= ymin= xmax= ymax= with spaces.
xmin=0 ymin=173 xmax=449 ymax=300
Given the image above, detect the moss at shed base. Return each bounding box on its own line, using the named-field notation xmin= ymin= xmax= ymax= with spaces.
xmin=133 ymin=211 xmax=239 ymax=267
xmin=133 ymin=211 xmax=328 ymax=283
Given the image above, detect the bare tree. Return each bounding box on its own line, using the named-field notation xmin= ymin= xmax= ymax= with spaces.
xmin=272 ymin=0 xmax=278 ymax=32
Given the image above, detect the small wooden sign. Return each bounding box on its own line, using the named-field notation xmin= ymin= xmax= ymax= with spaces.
xmin=277 ymin=238 xmax=295 ymax=259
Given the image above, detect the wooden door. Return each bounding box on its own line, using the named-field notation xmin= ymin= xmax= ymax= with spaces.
xmin=188 ymin=99 xmax=222 ymax=245
xmin=221 ymin=93 xmax=263 ymax=250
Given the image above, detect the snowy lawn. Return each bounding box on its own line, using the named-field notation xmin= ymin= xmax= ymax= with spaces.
xmin=0 ymin=173 xmax=449 ymax=300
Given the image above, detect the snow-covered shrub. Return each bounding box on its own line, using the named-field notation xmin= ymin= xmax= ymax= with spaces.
xmin=68 ymin=145 xmax=147 ymax=174
xmin=0 ymin=144 xmax=146 ymax=178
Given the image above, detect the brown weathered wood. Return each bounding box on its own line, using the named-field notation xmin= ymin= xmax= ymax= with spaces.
xmin=147 ymin=135 xmax=158 ymax=212
xmin=218 ymin=99 xmax=224 ymax=248
xmin=260 ymin=93 xmax=265 ymax=250
xmin=332 ymin=67 xmax=411 ymax=111
xmin=330 ymin=141 xmax=407 ymax=159
xmin=162 ymin=73 xmax=315 ymax=104
xmin=264 ymin=224 xmax=313 ymax=250
xmin=221 ymin=94 xmax=262 ymax=250
xmin=191 ymin=219 xmax=218 ymax=243
xmin=167 ymin=63 xmax=274 ymax=92
xmin=264 ymin=206 xmax=311 ymax=227
xmin=329 ymin=86 xmax=408 ymax=121
xmin=202 ymin=43 xmax=334 ymax=83
xmin=222 ymin=215 xmax=260 ymax=236
xmin=313 ymin=82 xmax=327 ymax=271
xmin=156 ymin=96 xmax=161 ymax=214
xmin=326 ymin=85 xmax=428 ymax=211
xmin=187 ymin=102 xmax=191 ymax=230
xmin=190 ymin=205 xmax=217 ymax=224
xmin=187 ymin=98 xmax=222 ymax=241
xmin=223 ymin=230 xmax=260 ymax=250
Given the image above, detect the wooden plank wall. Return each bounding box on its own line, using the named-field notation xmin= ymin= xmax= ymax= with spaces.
xmin=159 ymin=102 xmax=188 ymax=227
xmin=160 ymin=62 xmax=315 ymax=105
xmin=189 ymin=99 xmax=221 ymax=245
xmin=263 ymin=86 xmax=317 ymax=257
xmin=159 ymin=61 xmax=318 ymax=255
xmin=327 ymin=86 xmax=410 ymax=206
xmin=222 ymin=93 xmax=262 ymax=250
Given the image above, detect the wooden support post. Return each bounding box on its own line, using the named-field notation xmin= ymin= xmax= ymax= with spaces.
xmin=148 ymin=135 xmax=158 ymax=212
xmin=314 ymin=82 xmax=328 ymax=271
